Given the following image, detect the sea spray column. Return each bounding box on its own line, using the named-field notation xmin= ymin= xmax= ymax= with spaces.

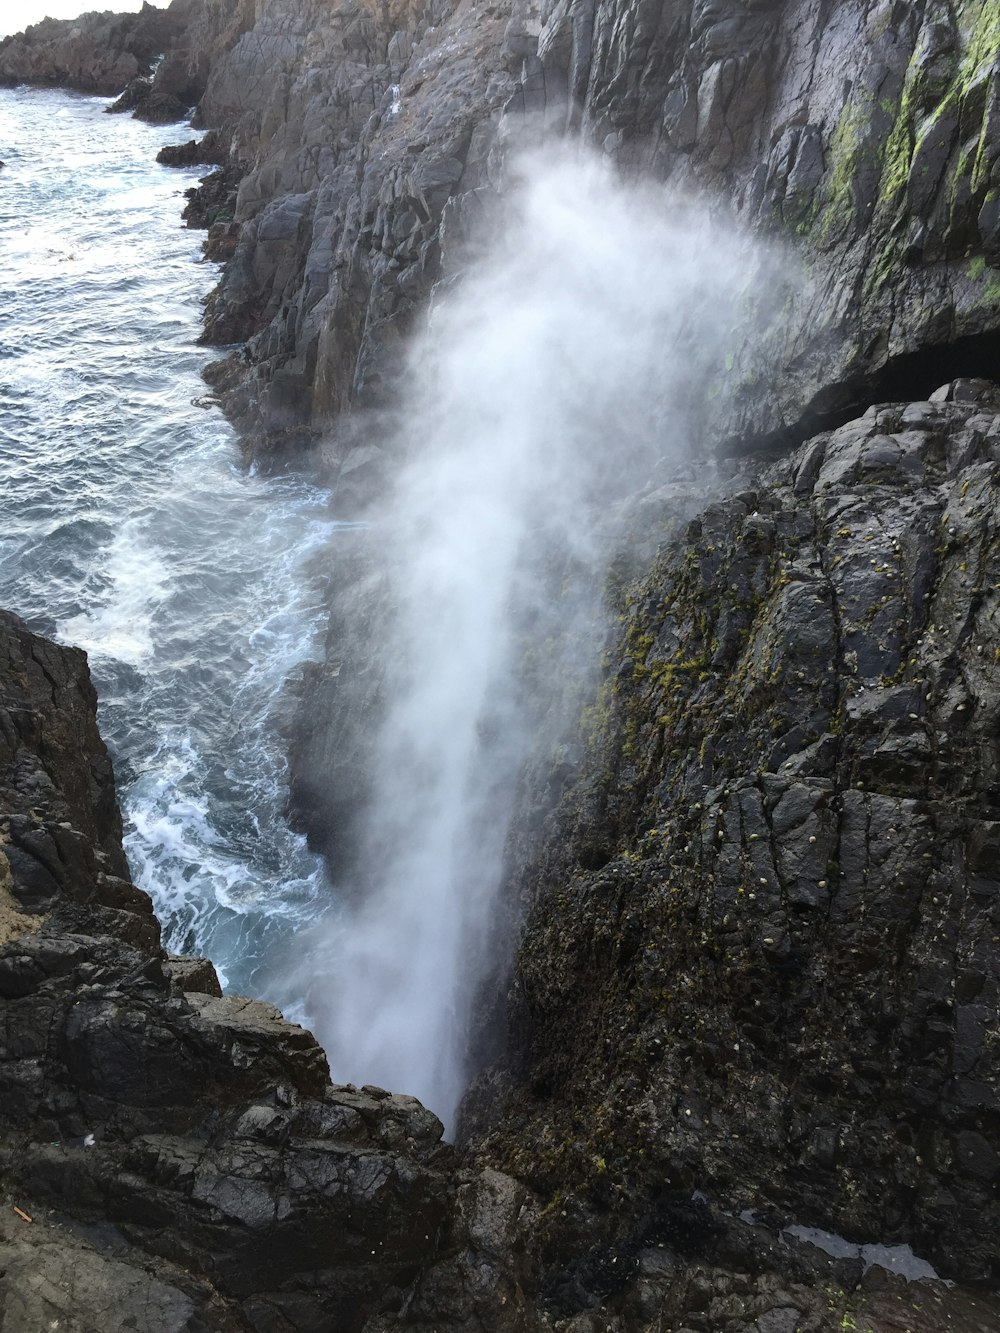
xmin=302 ymin=150 xmax=772 ymax=1126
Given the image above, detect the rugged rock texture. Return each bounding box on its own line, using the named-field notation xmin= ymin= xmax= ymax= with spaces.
xmin=0 ymin=0 xmax=257 ymax=117
xmin=7 ymin=1 xmax=1000 ymax=1327
xmin=107 ymin=75 xmax=191 ymax=123
xmin=156 ymin=2 xmax=1000 ymax=1314
xmin=0 ymin=609 xmax=531 ymax=1331
xmin=107 ymin=0 xmax=258 ymax=122
xmin=3 ymin=607 xmax=1000 ymax=1328
xmin=5 ymin=457 xmax=1000 ymax=1329
xmin=7 ymin=0 xmax=1000 ymax=458
xmin=463 ymin=383 xmax=1000 ymax=1306
xmin=191 ymin=0 xmax=519 ymax=460
xmin=0 ymin=3 xmax=188 ymax=97
xmin=131 ymin=0 xmax=1000 ymax=472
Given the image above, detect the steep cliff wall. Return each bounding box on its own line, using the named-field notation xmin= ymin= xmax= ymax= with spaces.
xmin=0 ymin=3 xmax=189 ymax=95
xmin=2 ymin=605 xmax=997 ymax=1333
xmin=465 ymin=382 xmax=1000 ymax=1303
xmin=194 ymin=0 xmax=521 ymax=458
xmin=165 ymin=1 xmax=1000 ymax=1304
xmin=182 ymin=0 xmax=1000 ymax=470
xmin=0 ymin=0 xmax=256 ymax=114
xmin=0 ymin=609 xmax=542 ymax=1332
xmin=11 ymin=1 xmax=1000 ymax=464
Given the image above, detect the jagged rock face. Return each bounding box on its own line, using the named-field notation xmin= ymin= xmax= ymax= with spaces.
xmin=182 ymin=0 xmax=1000 ymax=464
xmin=0 ymin=0 xmax=255 ymax=115
xmin=580 ymin=0 xmax=1000 ymax=437
xmin=140 ymin=0 xmax=258 ymax=119
xmin=0 ymin=4 xmax=188 ymax=96
xmin=464 ymin=386 xmax=1000 ymax=1295
xmin=5 ymin=626 xmax=1000 ymax=1333
xmin=195 ymin=0 xmax=519 ymax=459
xmin=0 ymin=611 xmax=130 ymax=898
xmin=175 ymin=0 xmax=1000 ymax=1301
xmin=6 ymin=571 xmax=1000 ymax=1329
xmin=11 ymin=0 xmax=1000 ymax=461
xmin=6 ymin=1 xmax=1000 ymax=1324
xmin=0 ymin=610 xmax=537 ymax=1332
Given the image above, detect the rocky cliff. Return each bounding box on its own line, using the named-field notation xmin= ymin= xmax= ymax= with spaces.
xmin=0 ymin=609 xmax=538 ymax=1331
xmin=2 ymin=603 xmax=998 ymax=1333
xmin=162 ymin=0 xmax=1000 ymax=470
xmin=4 ymin=0 xmax=1000 ymax=1328
xmin=179 ymin=9 xmax=1000 ymax=1287
xmin=9 ymin=2 xmax=1000 ymax=453
xmin=0 ymin=3 xmax=188 ymax=96
xmin=465 ymin=380 xmax=1000 ymax=1305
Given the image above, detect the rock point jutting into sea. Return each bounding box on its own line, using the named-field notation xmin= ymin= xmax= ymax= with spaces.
xmin=2 ymin=1 xmax=1000 ymax=1330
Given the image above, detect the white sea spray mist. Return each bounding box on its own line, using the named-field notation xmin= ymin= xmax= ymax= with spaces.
xmin=293 ymin=146 xmax=780 ymax=1129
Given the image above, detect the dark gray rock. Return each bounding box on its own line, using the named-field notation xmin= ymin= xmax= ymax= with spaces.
xmin=5 ymin=587 xmax=997 ymax=1328
xmin=98 ymin=0 xmax=994 ymax=473
xmin=7 ymin=1 xmax=1000 ymax=1325
xmin=0 ymin=610 xmax=536 ymax=1331
xmin=466 ymin=392 xmax=1000 ymax=1302
xmin=164 ymin=953 xmax=224 ymax=996
xmin=0 ymin=4 xmax=188 ymax=96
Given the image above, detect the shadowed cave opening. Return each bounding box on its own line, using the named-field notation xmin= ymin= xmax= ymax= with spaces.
xmin=724 ymin=329 xmax=1000 ymax=460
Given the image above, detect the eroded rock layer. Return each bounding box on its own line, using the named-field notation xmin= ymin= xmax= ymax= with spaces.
xmin=466 ymin=384 xmax=1000 ymax=1306
xmin=7 ymin=3 xmax=1000 ymax=457
xmin=3 ymin=574 xmax=999 ymax=1330
xmin=147 ymin=0 xmax=1000 ymax=472
xmin=0 ymin=3 xmax=188 ymax=97
xmin=0 ymin=610 xmax=522 ymax=1331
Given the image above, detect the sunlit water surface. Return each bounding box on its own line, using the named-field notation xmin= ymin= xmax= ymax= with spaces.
xmin=0 ymin=86 xmax=336 ymax=995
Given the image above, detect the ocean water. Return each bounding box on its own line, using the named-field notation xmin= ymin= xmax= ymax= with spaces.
xmin=0 ymin=85 xmax=336 ymax=994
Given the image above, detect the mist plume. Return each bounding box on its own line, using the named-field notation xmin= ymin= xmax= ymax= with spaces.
xmin=296 ymin=147 xmax=774 ymax=1128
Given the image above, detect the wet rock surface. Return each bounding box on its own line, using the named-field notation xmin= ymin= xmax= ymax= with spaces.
xmin=464 ymin=387 xmax=1000 ymax=1310
xmin=6 ymin=1 xmax=1000 ymax=1327
xmin=7 ymin=1 xmax=1000 ymax=461
xmin=61 ymin=0 xmax=995 ymax=472
xmin=0 ymin=610 xmax=529 ymax=1330
xmin=108 ymin=80 xmax=191 ymax=124
xmin=187 ymin=0 xmax=517 ymax=461
xmin=158 ymin=2 xmax=1000 ymax=1318
xmin=3 ymin=589 xmax=999 ymax=1328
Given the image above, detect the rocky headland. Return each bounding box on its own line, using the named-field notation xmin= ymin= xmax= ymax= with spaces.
xmin=0 ymin=3 xmax=188 ymax=97
xmin=3 ymin=1 xmax=1000 ymax=1329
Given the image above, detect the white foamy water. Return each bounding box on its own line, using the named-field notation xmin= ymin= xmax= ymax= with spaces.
xmin=0 ymin=86 xmax=337 ymax=995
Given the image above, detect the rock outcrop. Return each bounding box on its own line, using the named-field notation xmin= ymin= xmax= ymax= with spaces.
xmin=113 ymin=0 xmax=1000 ymax=476
xmin=6 ymin=421 xmax=1000 ymax=1328
xmin=0 ymin=0 xmax=257 ymax=120
xmin=6 ymin=1 xmax=1000 ymax=460
xmin=0 ymin=3 xmax=187 ymax=97
xmin=5 ymin=0 xmax=1000 ymax=462
xmin=3 ymin=603 xmax=999 ymax=1332
xmin=189 ymin=0 xmax=519 ymax=460
xmin=0 ymin=610 xmax=527 ymax=1331
xmin=463 ymin=382 xmax=1000 ymax=1303
xmin=157 ymin=0 xmax=1000 ymax=1314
